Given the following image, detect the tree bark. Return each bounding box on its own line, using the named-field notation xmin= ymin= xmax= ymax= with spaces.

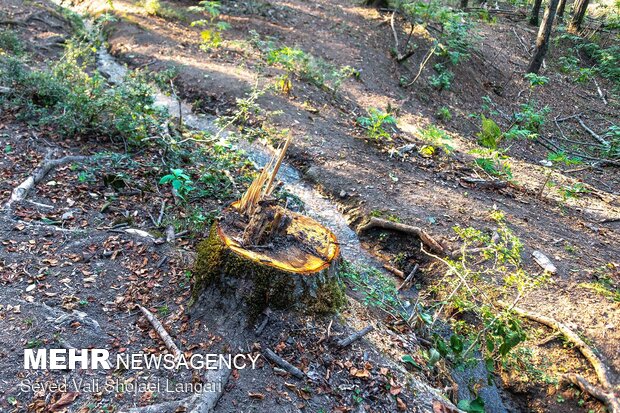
xmin=363 ymin=0 xmax=389 ymax=7
xmin=529 ymin=0 xmax=544 ymax=26
xmin=556 ymin=0 xmax=568 ymax=21
xmin=568 ymin=0 xmax=589 ymax=32
xmin=527 ymin=0 xmax=560 ymax=73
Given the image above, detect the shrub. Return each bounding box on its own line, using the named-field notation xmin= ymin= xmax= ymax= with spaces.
xmin=357 ymin=108 xmax=396 ymax=140
xmin=0 ymin=40 xmax=166 ymax=144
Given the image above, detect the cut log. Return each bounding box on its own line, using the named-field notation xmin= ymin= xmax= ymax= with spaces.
xmin=191 ymin=202 xmax=345 ymax=319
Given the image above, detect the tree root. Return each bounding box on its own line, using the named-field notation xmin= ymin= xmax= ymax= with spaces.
xmin=128 ymin=368 xmax=230 ymax=413
xmin=502 ymin=303 xmax=619 ymax=413
xmin=358 ymin=217 xmax=445 ymax=254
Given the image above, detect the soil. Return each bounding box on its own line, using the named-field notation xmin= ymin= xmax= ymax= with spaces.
xmin=1 ymin=0 xmax=619 ymax=412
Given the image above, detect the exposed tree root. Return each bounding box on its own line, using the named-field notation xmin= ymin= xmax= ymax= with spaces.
xmin=564 ymin=374 xmax=620 ymax=413
xmin=358 ymin=217 xmax=445 ymax=254
xmin=128 ymin=368 xmax=230 ymax=413
xmin=502 ymin=303 xmax=619 ymax=412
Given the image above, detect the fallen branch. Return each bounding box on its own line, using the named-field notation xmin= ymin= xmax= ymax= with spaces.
xmin=406 ymin=46 xmax=436 ymax=87
xmin=383 ymin=264 xmax=405 ymax=278
xmin=593 ymin=78 xmax=608 ymax=105
xmin=138 ymin=305 xmax=181 ymax=359
xmin=578 ymin=117 xmax=609 ymax=146
xmin=263 ymin=348 xmax=306 ymax=379
xmin=511 ymin=27 xmax=531 ymax=56
xmin=398 ymin=263 xmax=419 ymax=291
xmin=359 ymin=217 xmax=445 ymax=254
xmin=337 ymin=325 xmax=374 ymax=348
xmin=4 ymin=154 xmax=90 ymax=211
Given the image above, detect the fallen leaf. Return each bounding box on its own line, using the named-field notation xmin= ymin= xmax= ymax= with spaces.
xmin=48 ymin=392 xmax=79 ymax=412
xmin=248 ymin=392 xmax=265 ymax=400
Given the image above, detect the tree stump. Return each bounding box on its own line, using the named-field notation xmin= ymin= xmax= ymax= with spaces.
xmin=191 ymin=202 xmax=345 ymax=319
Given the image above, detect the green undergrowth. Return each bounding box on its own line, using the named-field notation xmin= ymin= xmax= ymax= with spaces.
xmin=0 ymin=33 xmax=166 ymax=144
xmin=249 ymin=30 xmax=358 ymax=92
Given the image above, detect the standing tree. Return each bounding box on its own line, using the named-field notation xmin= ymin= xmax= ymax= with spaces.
xmin=528 ymin=0 xmax=561 ymax=73
xmin=461 ymin=0 xmax=469 ymax=9
xmin=530 ymin=0 xmax=544 ymax=25
xmin=556 ymin=0 xmax=568 ymax=21
xmin=568 ymin=0 xmax=589 ymax=32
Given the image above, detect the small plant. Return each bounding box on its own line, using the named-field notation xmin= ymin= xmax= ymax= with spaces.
xmin=0 ymin=29 xmax=23 ymax=56
xmin=436 ymin=106 xmax=452 ymax=121
xmin=429 ymin=64 xmax=454 ymax=90
xmin=513 ymin=102 xmax=550 ymax=135
xmin=602 ymin=125 xmax=620 ymax=158
xmin=524 ymin=73 xmax=549 ymax=87
xmin=547 ymin=151 xmax=583 ymax=166
xmin=143 ymin=0 xmax=161 ymax=15
xmin=474 ymin=155 xmax=513 ymax=179
xmin=476 ymin=115 xmax=502 ymax=149
xmin=559 ymin=182 xmax=590 ymax=201
xmin=357 ymin=108 xmax=396 ymax=140
xmin=418 ymin=124 xmax=454 ymax=154
xmin=157 ymin=305 xmax=170 ymax=316
xmin=160 ymin=168 xmax=194 ymax=200
xmin=189 ymin=1 xmax=230 ymax=50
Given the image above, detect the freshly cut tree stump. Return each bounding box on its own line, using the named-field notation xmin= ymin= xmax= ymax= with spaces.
xmin=191 ymin=201 xmax=345 ymax=319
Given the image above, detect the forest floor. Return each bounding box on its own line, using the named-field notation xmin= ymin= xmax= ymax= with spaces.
xmin=0 ymin=0 xmax=619 ymax=412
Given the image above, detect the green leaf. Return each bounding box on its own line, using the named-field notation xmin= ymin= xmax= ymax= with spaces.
xmin=427 ymin=348 xmax=441 ymax=367
xmin=401 ymin=354 xmax=422 ymax=370
xmin=457 ymin=396 xmax=485 ymax=412
xmin=450 ymin=334 xmax=463 ymax=354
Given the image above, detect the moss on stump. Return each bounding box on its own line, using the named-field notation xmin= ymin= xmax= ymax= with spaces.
xmin=191 ymin=213 xmax=345 ymax=320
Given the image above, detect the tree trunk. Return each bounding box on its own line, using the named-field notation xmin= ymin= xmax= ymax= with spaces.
xmin=529 ymin=0 xmax=544 ymax=26
xmin=568 ymin=0 xmax=589 ymax=32
xmin=527 ymin=0 xmax=560 ymax=73
xmin=461 ymin=0 xmax=469 ymax=9
xmin=556 ymin=0 xmax=568 ymax=21
xmin=190 ymin=205 xmax=345 ymax=320
xmin=363 ymin=0 xmax=389 ymax=7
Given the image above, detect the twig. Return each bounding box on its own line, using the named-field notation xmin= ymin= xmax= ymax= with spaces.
xmin=4 ymin=154 xmax=91 ymax=211
xmin=384 ymin=264 xmax=405 ymax=278
xmin=578 ymin=117 xmax=609 ymax=146
xmin=138 ymin=305 xmax=181 ymax=359
xmin=359 ymin=217 xmax=445 ymax=254
xmin=263 ymin=348 xmax=306 ymax=379
xmin=337 ymin=325 xmax=374 ymax=348
xmin=406 ymin=46 xmax=436 ymax=87
xmin=157 ymin=199 xmax=167 ymax=227
xmin=512 ymin=27 xmax=531 ymax=56
xmin=593 ymin=78 xmax=608 ymax=105
xmin=398 ymin=264 xmax=419 ymax=291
